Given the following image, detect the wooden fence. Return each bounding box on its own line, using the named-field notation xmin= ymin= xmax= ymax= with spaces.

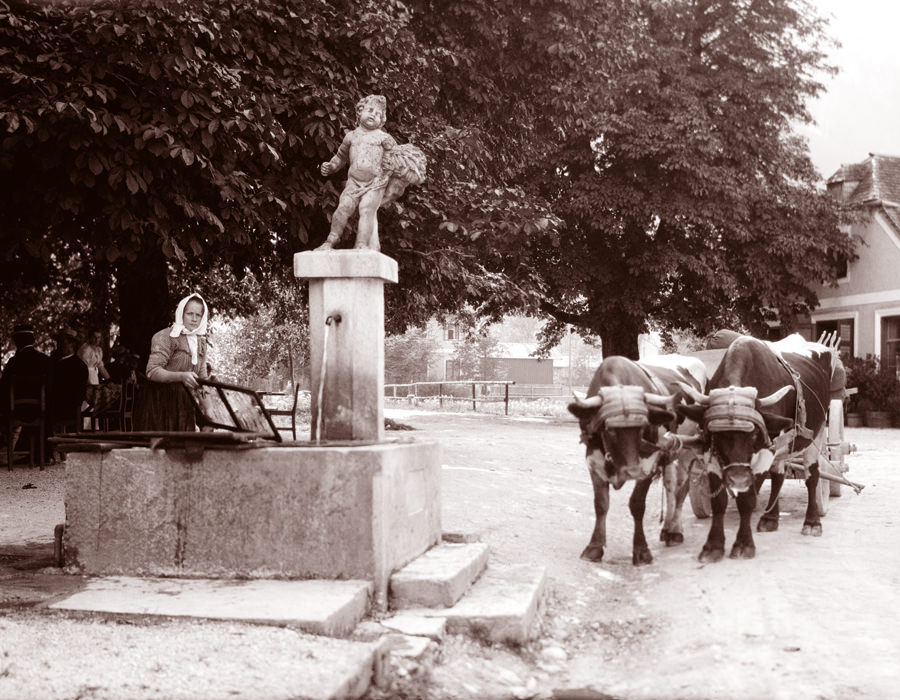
xmin=384 ymin=381 xmax=582 ymax=415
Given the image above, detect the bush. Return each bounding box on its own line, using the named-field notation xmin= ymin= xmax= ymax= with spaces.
xmin=845 ymin=355 xmax=900 ymax=415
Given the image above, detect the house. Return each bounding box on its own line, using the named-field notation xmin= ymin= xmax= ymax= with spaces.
xmin=807 ymin=153 xmax=900 ymax=373
xmin=425 ymin=318 xmax=602 ymax=387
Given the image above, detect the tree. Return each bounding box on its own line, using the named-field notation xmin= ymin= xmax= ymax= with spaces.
xmin=1 ymin=0 xmax=855 ymax=364
xmin=524 ymin=0 xmax=855 ymax=357
xmin=384 ymin=326 xmax=438 ymax=385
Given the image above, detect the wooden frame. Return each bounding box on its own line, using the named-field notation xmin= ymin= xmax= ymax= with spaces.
xmin=189 ymin=379 xmax=282 ymax=442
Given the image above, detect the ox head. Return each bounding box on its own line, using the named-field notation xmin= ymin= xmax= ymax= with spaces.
xmin=675 ymin=383 xmax=795 ymax=493
xmin=568 ymin=385 xmax=679 ymax=490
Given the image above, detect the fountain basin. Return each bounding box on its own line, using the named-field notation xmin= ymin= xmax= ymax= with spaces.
xmin=63 ymin=438 xmax=441 ymax=604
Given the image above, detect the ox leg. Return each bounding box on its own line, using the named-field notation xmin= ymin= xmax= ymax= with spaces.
xmin=757 ymin=472 xmax=784 ymax=532
xmin=802 ymin=463 xmax=823 ymax=537
xmin=730 ymin=489 xmax=757 ymax=559
xmin=660 ymin=456 xmax=688 ymax=546
xmin=699 ymin=473 xmax=729 ymax=563
xmin=629 ymin=477 xmax=654 ymax=565
xmin=581 ymin=469 xmax=609 ymax=562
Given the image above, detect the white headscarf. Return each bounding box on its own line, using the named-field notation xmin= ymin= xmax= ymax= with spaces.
xmin=170 ymin=293 xmax=208 ymax=365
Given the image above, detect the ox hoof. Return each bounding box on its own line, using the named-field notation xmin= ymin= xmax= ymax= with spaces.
xmin=757 ymin=516 xmax=779 ymax=533
xmin=632 ymin=547 xmax=653 ymax=566
xmin=660 ymin=530 xmax=684 ymax=547
xmin=698 ymin=546 xmax=724 ymax=563
xmin=729 ymin=543 xmax=756 ymax=559
xmin=801 ymin=522 xmax=823 ymax=537
xmin=580 ymin=544 xmax=605 ymax=562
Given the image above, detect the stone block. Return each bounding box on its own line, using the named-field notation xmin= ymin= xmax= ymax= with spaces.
xmin=50 ymin=576 xmax=373 ymax=637
xmin=438 ymin=564 xmax=547 ymax=644
xmin=64 ymin=438 xmax=441 ymax=604
xmin=294 ymin=249 xmax=398 ymax=283
xmin=389 ymin=542 xmax=490 ymax=609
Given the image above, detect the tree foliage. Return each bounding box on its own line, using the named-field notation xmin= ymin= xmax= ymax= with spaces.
xmin=0 ymin=0 xmax=855 ymax=364
xmin=384 ymin=325 xmax=438 ymax=385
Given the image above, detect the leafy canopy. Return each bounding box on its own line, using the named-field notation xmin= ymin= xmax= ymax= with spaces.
xmin=0 ymin=0 xmax=854 ymax=362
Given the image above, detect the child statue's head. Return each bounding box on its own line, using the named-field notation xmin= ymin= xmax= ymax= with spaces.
xmin=356 ymin=94 xmax=387 ymax=129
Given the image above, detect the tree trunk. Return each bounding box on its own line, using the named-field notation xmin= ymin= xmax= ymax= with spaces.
xmin=599 ymin=315 xmax=642 ymax=360
xmin=115 ymin=248 xmax=170 ymax=367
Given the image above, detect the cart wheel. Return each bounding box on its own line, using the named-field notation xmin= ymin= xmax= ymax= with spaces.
xmin=827 ymin=398 xmax=845 ymax=497
xmin=815 ymin=470 xmax=830 ymax=517
xmin=689 ymin=461 xmax=712 ymax=519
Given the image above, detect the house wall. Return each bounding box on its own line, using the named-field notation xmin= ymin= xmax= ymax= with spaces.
xmin=811 ymin=210 xmax=900 ymax=361
xmin=485 ymin=357 xmax=554 ymax=385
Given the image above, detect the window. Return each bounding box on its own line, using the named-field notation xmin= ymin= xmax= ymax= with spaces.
xmin=881 ymin=316 xmax=900 ymax=376
xmin=814 ymin=319 xmax=854 ymax=359
xmin=445 ymin=359 xmax=461 ymax=381
xmin=445 ymin=325 xmax=460 ymax=341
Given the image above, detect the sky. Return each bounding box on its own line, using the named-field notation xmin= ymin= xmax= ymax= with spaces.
xmin=803 ymin=0 xmax=900 ymax=178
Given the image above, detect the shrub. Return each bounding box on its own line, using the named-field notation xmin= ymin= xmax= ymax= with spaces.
xmin=845 ymin=355 xmax=900 ymax=415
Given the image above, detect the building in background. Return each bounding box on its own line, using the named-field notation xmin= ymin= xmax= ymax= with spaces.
xmin=808 ymin=153 xmax=900 ymax=371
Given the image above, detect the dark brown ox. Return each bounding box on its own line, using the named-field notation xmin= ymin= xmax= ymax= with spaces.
xmin=568 ymin=355 xmax=706 ymax=565
xmin=677 ymin=335 xmax=833 ymax=562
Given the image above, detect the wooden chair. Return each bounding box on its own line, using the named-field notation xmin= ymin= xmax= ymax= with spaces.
xmin=121 ymin=378 xmax=136 ymax=431
xmin=7 ymin=375 xmax=47 ymax=470
xmin=90 ymin=378 xmax=136 ymax=432
xmin=262 ymin=384 xmax=302 ymax=440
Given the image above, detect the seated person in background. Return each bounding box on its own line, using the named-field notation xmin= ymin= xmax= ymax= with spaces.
xmin=107 ymin=343 xmax=140 ymax=384
xmin=78 ymin=329 xmax=110 ymax=408
xmin=50 ymin=330 xmax=88 ymax=431
xmin=0 ymin=324 xmax=54 ymax=459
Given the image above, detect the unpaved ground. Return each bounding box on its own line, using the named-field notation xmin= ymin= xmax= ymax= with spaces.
xmin=0 ymin=413 xmax=898 ymax=699
xmin=384 ymin=410 xmax=900 ymax=700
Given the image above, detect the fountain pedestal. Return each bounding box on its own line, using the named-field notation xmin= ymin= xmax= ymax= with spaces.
xmin=294 ymin=249 xmax=397 ymax=442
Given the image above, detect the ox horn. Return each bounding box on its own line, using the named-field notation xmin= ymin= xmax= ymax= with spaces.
xmin=676 ymin=381 xmax=709 ymax=406
xmin=758 ymin=385 xmax=794 ymax=407
xmin=571 ymin=393 xmax=603 ymax=408
xmin=645 ymin=392 xmax=676 ymax=409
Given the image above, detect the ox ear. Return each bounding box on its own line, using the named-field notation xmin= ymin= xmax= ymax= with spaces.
xmin=648 ymin=406 xmax=677 ymax=426
xmin=676 ymin=403 xmax=707 ymax=425
xmin=760 ymin=412 xmax=793 ymax=436
xmin=568 ymin=401 xmax=596 ymax=422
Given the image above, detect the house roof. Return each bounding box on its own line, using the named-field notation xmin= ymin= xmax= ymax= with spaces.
xmin=827 ymin=153 xmax=900 ymax=206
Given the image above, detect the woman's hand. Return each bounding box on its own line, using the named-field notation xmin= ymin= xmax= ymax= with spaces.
xmin=180 ymin=371 xmax=200 ymax=390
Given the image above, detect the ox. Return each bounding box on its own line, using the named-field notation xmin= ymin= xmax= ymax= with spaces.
xmin=568 ymin=354 xmax=706 ymax=565
xmin=677 ymin=334 xmax=835 ymax=562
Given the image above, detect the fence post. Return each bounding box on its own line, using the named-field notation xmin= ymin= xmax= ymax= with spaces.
xmin=505 ymin=382 xmax=509 ymax=415
xmin=472 ymin=382 xmax=476 ymax=411
xmin=439 ymin=383 xmax=443 ymax=408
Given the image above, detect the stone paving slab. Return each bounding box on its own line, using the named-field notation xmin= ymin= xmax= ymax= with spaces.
xmin=49 ymin=576 xmax=372 ymax=637
xmin=432 ymin=564 xmax=547 ymax=644
xmin=389 ymin=541 xmax=490 ymax=608
xmin=0 ymin=614 xmax=385 ymax=700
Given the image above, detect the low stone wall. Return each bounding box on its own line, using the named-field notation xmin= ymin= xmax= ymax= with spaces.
xmin=64 ymin=438 xmax=441 ymax=606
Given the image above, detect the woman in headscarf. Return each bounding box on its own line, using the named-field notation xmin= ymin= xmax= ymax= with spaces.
xmin=133 ymin=293 xmax=209 ymax=432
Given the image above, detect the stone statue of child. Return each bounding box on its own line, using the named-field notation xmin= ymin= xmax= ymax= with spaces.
xmin=316 ymin=94 xmax=426 ymax=251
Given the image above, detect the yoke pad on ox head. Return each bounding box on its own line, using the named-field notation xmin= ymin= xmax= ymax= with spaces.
xmin=704 ymin=386 xmax=767 ymax=434
xmin=597 ymin=385 xmax=648 ymax=428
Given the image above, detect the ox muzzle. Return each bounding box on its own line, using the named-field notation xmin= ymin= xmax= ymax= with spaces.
xmin=572 ymin=386 xmax=676 ymax=489
xmin=677 ymin=383 xmax=793 ymax=494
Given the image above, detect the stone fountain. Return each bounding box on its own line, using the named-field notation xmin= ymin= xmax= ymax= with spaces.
xmin=63 ymin=100 xmax=439 ymax=608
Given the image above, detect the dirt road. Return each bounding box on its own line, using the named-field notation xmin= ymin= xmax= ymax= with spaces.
xmin=385 ymin=409 xmax=900 ymax=700
xmin=0 ymin=411 xmax=897 ymax=699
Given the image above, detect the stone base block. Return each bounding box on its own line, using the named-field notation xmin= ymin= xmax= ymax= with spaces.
xmin=64 ymin=439 xmax=440 ymax=604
